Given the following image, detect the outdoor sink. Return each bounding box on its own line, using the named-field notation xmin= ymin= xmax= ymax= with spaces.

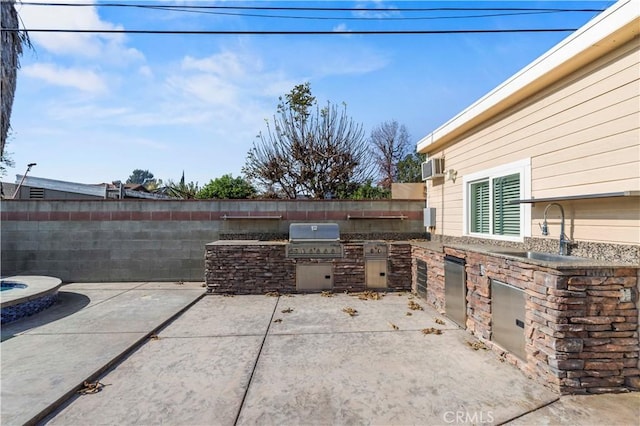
xmin=491 ymin=251 xmax=591 ymax=263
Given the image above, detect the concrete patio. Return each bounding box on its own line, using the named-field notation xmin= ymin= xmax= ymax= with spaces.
xmin=1 ymin=283 xmax=637 ymax=425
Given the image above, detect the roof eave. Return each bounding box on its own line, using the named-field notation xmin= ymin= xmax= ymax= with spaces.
xmin=417 ymin=0 xmax=640 ymax=155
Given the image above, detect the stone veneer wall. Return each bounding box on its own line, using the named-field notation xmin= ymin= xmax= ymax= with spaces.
xmin=205 ymin=243 xmax=295 ymax=294
xmin=411 ymin=245 xmax=445 ymax=311
xmin=412 ymin=244 xmax=639 ymax=394
xmin=205 ymin=241 xmax=412 ymax=295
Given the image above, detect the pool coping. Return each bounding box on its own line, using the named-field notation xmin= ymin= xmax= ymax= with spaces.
xmin=0 ymin=275 xmax=63 ymax=308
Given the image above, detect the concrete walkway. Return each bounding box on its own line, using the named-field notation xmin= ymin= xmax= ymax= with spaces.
xmin=2 ymin=287 xmax=637 ymax=425
xmin=0 ymin=282 xmax=205 ymax=426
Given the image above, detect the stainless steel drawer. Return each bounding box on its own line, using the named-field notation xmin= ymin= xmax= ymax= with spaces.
xmin=365 ymin=259 xmax=387 ymax=289
xmin=445 ymin=256 xmax=466 ymax=328
xmin=296 ymin=264 xmax=333 ymax=292
xmin=491 ymin=280 xmax=526 ymax=360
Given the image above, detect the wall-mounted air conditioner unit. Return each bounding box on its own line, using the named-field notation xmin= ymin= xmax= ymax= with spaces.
xmin=421 ymin=158 xmax=445 ymax=180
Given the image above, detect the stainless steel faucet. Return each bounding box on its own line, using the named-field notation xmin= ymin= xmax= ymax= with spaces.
xmin=541 ymin=203 xmax=570 ymax=255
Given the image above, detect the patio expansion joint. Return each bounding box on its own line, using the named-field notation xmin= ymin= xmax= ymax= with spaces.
xmin=156 ymin=333 xmax=267 ymax=339
xmin=496 ymin=396 xmax=561 ymax=425
xmin=19 ymin=291 xmax=207 ymax=426
xmin=58 ymin=282 xmax=150 ymax=312
xmin=267 ymin=328 xmax=462 ymax=337
xmin=233 ymin=295 xmax=280 ymax=426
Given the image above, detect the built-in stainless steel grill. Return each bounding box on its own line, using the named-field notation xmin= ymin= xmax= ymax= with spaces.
xmin=286 ymin=223 xmax=343 ymax=259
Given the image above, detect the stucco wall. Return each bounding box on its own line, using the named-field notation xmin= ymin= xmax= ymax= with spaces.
xmin=424 ymin=37 xmax=639 ymax=246
xmin=0 ymin=199 xmax=425 ymax=282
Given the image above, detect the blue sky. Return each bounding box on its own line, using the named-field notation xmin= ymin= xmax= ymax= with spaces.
xmin=7 ymin=0 xmax=613 ymax=186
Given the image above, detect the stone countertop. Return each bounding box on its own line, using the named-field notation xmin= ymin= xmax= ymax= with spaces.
xmin=205 ymin=239 xmax=637 ymax=269
xmin=209 ymin=240 xmax=420 ymax=247
xmin=206 ymin=240 xmax=287 ymax=247
xmin=411 ymin=241 xmax=445 ymax=252
xmin=443 ymin=243 xmax=637 ymax=269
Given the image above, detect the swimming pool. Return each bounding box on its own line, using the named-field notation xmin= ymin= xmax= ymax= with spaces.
xmin=1 ymin=276 xmax=62 ymax=324
xmin=1 ymin=280 xmax=28 ymax=292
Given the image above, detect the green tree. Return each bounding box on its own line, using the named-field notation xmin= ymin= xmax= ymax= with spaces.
xmin=396 ymin=152 xmax=426 ymax=183
xmin=126 ymin=169 xmax=156 ymax=186
xmin=243 ymin=83 xmax=372 ymax=199
xmin=350 ymin=180 xmax=391 ymax=199
xmin=196 ymin=174 xmax=256 ymax=199
xmin=161 ymin=171 xmax=200 ymax=199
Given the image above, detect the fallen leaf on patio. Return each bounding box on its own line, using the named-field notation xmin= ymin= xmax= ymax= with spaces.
xmin=175 ymin=281 xmax=184 ymax=285
xmin=265 ymin=291 xmax=280 ymax=297
xmin=201 ymin=283 xmax=206 ymax=287
xmin=466 ymin=340 xmax=488 ymax=351
xmin=406 ymin=312 xmax=412 ymax=316
xmin=389 ymin=322 xmax=399 ymax=330
xmin=356 ymin=291 xmax=382 ymax=300
xmin=281 ymin=307 xmax=293 ymax=313
xmin=408 ymin=300 xmax=423 ymax=310
xmin=223 ymin=293 xmax=235 ymax=297
xmin=343 ymin=307 xmax=358 ymax=316
xmin=273 ymin=318 xmax=283 ymax=323
xmin=78 ymin=381 xmax=109 ymax=395
xmin=149 ymin=334 xmax=161 ymax=340
xmin=434 ymin=318 xmax=446 ymax=325
xmin=421 ymin=328 xmax=442 ymax=335
xmin=321 ymin=291 xmax=334 ymax=297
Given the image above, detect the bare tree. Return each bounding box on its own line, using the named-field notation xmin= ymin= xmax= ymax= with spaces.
xmin=370 ymin=120 xmax=410 ymax=190
xmin=244 ymin=83 xmax=373 ymax=199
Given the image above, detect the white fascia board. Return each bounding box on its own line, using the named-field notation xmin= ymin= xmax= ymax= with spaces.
xmin=416 ymin=0 xmax=639 ymax=154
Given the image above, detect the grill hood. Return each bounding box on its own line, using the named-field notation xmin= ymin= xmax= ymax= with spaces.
xmin=289 ymin=223 xmax=340 ymax=242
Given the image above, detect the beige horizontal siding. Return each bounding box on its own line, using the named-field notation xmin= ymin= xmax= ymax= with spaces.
xmin=447 ymin=82 xmax=638 ymax=175
xmin=425 ymin=38 xmax=640 ymax=244
xmin=534 ymin=128 xmax=637 ymax=169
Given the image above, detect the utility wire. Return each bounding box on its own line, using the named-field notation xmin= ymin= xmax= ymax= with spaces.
xmin=112 ymin=5 xmax=564 ymax=21
xmin=17 ymin=2 xmax=608 ymax=13
xmin=2 ymin=28 xmax=579 ymax=35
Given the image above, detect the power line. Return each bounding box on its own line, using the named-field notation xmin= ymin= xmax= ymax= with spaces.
xmin=126 ymin=5 xmax=564 ymax=22
xmin=17 ymin=2 xmax=607 ymax=13
xmin=3 ymin=28 xmax=579 ymax=35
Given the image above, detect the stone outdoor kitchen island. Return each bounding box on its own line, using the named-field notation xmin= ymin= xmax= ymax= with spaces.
xmin=412 ymin=243 xmax=639 ymax=395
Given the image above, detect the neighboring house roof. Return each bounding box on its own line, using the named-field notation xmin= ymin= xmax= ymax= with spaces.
xmin=13 ymin=175 xmax=173 ymax=199
xmin=123 ymin=183 xmax=150 ymax=193
xmin=417 ymin=0 xmax=639 ymax=154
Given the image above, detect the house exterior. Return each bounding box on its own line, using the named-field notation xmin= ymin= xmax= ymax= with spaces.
xmin=417 ymin=0 xmax=639 ymax=263
xmin=411 ymin=0 xmax=639 ymax=394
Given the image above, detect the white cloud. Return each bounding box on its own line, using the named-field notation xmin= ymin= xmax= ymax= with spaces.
xmin=17 ymin=0 xmax=143 ymax=63
xmin=22 ymin=63 xmax=108 ymax=93
xmin=333 ymin=23 xmax=350 ymax=33
xmin=138 ymin=65 xmax=153 ymax=78
xmin=182 ymin=52 xmax=252 ymax=77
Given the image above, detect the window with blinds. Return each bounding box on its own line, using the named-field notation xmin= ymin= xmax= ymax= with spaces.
xmin=470 ymin=180 xmax=489 ymax=233
xmin=468 ymin=173 xmax=521 ymax=237
xmin=493 ymin=173 xmax=520 ymax=236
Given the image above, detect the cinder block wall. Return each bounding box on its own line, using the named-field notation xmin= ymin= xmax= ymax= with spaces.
xmin=1 ymin=199 xmax=425 ymax=282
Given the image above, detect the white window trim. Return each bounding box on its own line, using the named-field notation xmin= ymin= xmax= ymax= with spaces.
xmin=462 ymin=158 xmax=531 ymax=242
